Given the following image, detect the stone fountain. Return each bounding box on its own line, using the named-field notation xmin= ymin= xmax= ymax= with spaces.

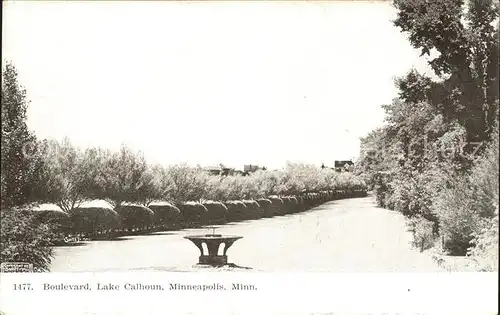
xmin=184 ymin=227 xmax=243 ymax=266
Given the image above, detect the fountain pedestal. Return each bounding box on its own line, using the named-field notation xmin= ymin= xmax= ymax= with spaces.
xmin=184 ymin=234 xmax=243 ymax=266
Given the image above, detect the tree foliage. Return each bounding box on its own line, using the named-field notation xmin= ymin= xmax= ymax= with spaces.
xmin=95 ymin=145 xmax=150 ymax=208
xmin=1 ymin=62 xmax=44 ymax=208
xmin=358 ymin=0 xmax=499 ymax=259
xmin=0 ymin=209 xmax=55 ymax=272
xmin=165 ymin=164 xmax=210 ymax=203
xmin=1 ymin=62 xmax=55 ymax=272
xmin=393 ymin=0 xmax=499 ymax=143
xmin=37 ymin=138 xmax=95 ymax=212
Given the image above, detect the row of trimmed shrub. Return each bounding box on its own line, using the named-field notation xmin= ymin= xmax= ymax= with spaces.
xmin=34 ymin=189 xmax=367 ymax=242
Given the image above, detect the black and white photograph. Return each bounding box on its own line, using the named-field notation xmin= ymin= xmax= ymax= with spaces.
xmin=1 ymin=0 xmax=498 ymax=282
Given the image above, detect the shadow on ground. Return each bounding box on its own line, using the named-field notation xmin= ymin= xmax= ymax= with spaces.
xmin=125 ymin=263 xmax=254 ymax=272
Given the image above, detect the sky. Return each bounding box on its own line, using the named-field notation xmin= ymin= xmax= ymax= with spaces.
xmin=2 ymin=1 xmax=434 ymax=170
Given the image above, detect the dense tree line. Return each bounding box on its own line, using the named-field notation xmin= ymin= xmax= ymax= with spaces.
xmin=357 ymin=0 xmax=499 ymax=270
xmin=31 ymin=140 xmax=367 ymax=212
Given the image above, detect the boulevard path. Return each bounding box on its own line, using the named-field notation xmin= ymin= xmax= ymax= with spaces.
xmin=50 ymin=196 xmax=444 ymax=272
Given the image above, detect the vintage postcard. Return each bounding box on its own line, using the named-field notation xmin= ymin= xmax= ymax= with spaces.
xmin=1 ymin=0 xmax=498 ymax=314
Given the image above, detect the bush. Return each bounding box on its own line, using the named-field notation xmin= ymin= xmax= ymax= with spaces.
xmin=242 ymin=200 xmax=262 ymax=219
xmin=468 ymin=214 xmax=499 ymax=271
xmin=115 ymin=204 xmax=155 ymax=233
xmin=466 ymin=127 xmax=499 ymax=270
xmin=225 ymin=201 xmax=248 ymax=222
xmin=280 ymin=196 xmax=297 ymax=214
xmin=432 ymin=176 xmax=480 ymax=255
xmin=256 ymin=199 xmax=274 ymax=217
xmin=301 ymin=194 xmax=312 ymax=209
xmin=433 ymin=127 xmax=499 ymax=256
xmin=468 ymin=126 xmax=499 ymax=219
xmin=70 ymin=206 xmax=121 ymax=237
xmin=319 ymin=191 xmax=329 ymax=203
xmin=268 ymin=196 xmax=284 ymax=216
xmin=326 ymin=190 xmax=333 ymax=200
xmin=148 ymin=202 xmax=182 ymax=230
xmin=1 ymin=208 xmax=54 ymax=272
xmin=295 ymin=196 xmax=306 ymax=212
xmin=32 ymin=209 xmax=72 ymax=244
xmin=372 ymin=172 xmax=394 ymax=208
xmin=178 ymin=202 xmax=208 ymax=227
xmin=306 ymin=193 xmax=320 ymax=207
xmin=202 ymin=201 xmax=228 ymax=224
xmin=408 ymin=215 xmax=437 ymax=252
xmin=288 ymin=196 xmax=299 ymax=213
xmin=331 ymin=190 xmax=340 ymax=199
xmin=280 ymin=196 xmax=291 ymax=214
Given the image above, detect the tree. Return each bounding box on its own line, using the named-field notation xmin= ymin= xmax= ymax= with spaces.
xmin=138 ymin=164 xmax=175 ymax=207
xmin=1 ymin=62 xmax=42 ymax=208
xmin=1 ymin=62 xmax=55 ymax=272
xmin=357 ymin=1 xmax=499 ymax=257
xmin=165 ymin=164 xmax=209 ymax=203
xmin=251 ymin=169 xmax=283 ymax=196
xmin=37 ymin=138 xmax=96 ymax=212
xmin=95 ymin=145 xmax=150 ymax=208
xmin=393 ymin=0 xmax=499 ymax=143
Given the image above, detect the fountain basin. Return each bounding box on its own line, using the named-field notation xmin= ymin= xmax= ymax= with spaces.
xmin=184 ymin=235 xmax=243 ymax=266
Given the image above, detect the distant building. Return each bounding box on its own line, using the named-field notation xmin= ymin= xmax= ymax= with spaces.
xmin=244 ymin=164 xmax=261 ymax=172
xmin=334 ymin=160 xmax=354 ymax=172
xmin=204 ymin=164 xmax=238 ymax=176
xmin=204 ymin=164 xmax=266 ymax=176
xmin=243 ymin=164 xmax=266 ymax=176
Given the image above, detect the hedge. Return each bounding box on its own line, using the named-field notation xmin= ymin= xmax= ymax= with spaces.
xmin=295 ymin=196 xmax=306 ymax=212
xmin=268 ymin=196 xmax=285 ymax=216
xmin=69 ymin=206 xmax=121 ymax=238
xmin=25 ymin=188 xmax=366 ymax=241
xmin=242 ymin=200 xmax=262 ymax=220
xmin=33 ymin=210 xmax=72 ymax=234
xmin=288 ymin=196 xmax=299 ymax=213
xmin=115 ymin=204 xmax=156 ymax=233
xmin=280 ymin=196 xmax=293 ymax=214
xmin=178 ymin=202 xmax=208 ymax=227
xmin=225 ymin=200 xmax=248 ymax=222
xmin=148 ymin=201 xmax=182 ymax=230
xmin=32 ymin=210 xmax=72 ymax=245
xmin=256 ymin=199 xmax=274 ymax=217
xmin=202 ymin=201 xmax=228 ymax=225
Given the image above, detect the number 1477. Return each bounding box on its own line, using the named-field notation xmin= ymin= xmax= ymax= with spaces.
xmin=13 ymin=283 xmax=32 ymax=290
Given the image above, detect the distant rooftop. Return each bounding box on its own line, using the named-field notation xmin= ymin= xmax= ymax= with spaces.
xmin=334 ymin=160 xmax=354 ymax=168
